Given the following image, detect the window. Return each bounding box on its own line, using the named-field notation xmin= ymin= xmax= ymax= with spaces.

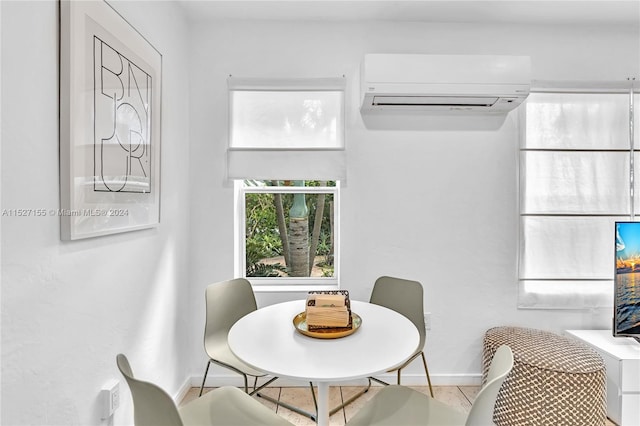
xmin=237 ymin=180 xmax=339 ymax=286
xmin=228 ymin=78 xmax=345 ymax=288
xmin=519 ymin=90 xmax=638 ymax=308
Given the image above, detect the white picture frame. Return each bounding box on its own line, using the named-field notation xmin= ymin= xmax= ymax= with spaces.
xmin=59 ymin=0 xmax=161 ymax=240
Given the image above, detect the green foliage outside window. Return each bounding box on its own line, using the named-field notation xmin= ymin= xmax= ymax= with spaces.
xmin=245 ymin=180 xmax=335 ymax=278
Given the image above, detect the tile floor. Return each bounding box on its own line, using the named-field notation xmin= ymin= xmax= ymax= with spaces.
xmin=180 ymin=385 xmax=617 ymax=425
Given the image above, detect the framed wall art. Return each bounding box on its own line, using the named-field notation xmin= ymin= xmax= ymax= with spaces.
xmin=59 ymin=0 xmax=162 ymax=240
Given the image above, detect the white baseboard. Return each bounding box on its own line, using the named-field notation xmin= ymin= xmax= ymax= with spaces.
xmin=190 ymin=373 xmax=482 ymax=389
xmin=174 ymin=376 xmax=194 ymax=403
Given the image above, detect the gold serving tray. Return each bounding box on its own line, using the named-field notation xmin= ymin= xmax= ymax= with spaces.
xmin=293 ymin=312 xmax=362 ymax=339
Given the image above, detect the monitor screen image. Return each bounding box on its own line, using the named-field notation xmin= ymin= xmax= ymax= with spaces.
xmin=614 ymin=222 xmax=640 ymax=340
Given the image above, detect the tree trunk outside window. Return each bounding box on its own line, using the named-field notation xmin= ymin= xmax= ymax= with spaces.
xmin=288 ymin=181 xmax=309 ymax=277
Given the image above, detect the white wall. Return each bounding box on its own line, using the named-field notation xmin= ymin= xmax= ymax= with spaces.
xmin=188 ymin=19 xmax=640 ymax=383
xmin=1 ymin=1 xmax=191 ymax=425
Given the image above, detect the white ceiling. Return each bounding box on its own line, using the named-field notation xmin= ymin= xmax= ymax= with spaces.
xmin=177 ymin=0 xmax=640 ymax=25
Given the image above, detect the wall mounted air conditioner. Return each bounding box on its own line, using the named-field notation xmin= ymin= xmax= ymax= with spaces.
xmin=360 ymin=54 xmax=531 ymax=115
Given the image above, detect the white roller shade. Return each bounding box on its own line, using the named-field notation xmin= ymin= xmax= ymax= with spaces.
xmin=227 ymin=78 xmax=346 ymax=182
xmin=227 ymin=149 xmax=346 ymax=181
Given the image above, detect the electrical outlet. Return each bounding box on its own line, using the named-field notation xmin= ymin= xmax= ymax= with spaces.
xmin=100 ymin=380 xmax=120 ymax=419
xmin=424 ymin=312 xmax=431 ymax=330
xmin=111 ymin=384 xmax=120 ymax=411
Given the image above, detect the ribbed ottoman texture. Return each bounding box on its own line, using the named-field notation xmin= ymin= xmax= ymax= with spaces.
xmin=483 ymin=327 xmax=606 ymax=426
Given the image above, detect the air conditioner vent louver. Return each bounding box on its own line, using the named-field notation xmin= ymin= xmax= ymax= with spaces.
xmin=372 ymin=96 xmax=499 ymax=108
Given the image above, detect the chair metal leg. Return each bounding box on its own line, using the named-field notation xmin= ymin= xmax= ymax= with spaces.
xmin=199 ymin=360 xmax=212 ymax=397
xmin=310 ymin=382 xmax=318 ymax=413
xmin=242 ymin=373 xmax=249 ymax=393
xmin=247 ymin=376 xmax=278 ymax=396
xmin=259 ymin=378 xmax=372 ymax=420
xmin=370 ymin=376 xmax=390 ymax=386
xmin=258 ymin=389 xmax=317 ymax=422
xmin=206 ymin=357 xmax=316 ymax=420
xmin=421 ymin=351 xmax=434 ymax=397
xmin=328 ymin=378 xmax=372 ymax=416
xmin=208 ymin=358 xmax=278 ymax=396
xmin=369 ymin=351 xmax=433 ymax=397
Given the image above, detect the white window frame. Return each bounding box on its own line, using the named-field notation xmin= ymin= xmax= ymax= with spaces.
xmin=234 ymin=180 xmax=340 ymax=291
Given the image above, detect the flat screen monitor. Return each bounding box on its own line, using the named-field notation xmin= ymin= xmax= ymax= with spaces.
xmin=614 ymin=221 xmax=640 ymax=341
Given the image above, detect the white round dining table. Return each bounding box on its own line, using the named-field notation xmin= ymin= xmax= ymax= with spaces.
xmin=228 ymin=299 xmax=420 ymax=426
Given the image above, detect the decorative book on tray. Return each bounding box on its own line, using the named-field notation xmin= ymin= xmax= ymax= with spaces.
xmin=306 ymin=290 xmax=352 ymax=331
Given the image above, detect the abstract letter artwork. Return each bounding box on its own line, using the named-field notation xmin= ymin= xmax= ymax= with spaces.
xmin=94 ymin=37 xmax=152 ymax=194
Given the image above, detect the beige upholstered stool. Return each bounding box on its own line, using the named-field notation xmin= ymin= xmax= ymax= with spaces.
xmin=483 ymin=326 xmax=606 ymax=426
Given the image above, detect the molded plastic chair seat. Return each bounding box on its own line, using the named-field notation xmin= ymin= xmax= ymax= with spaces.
xmin=347 ymin=386 xmax=468 ymax=425
xmin=346 ymin=345 xmax=514 ymax=426
xmin=204 ymin=336 xmax=264 ymax=377
xmin=117 ymin=353 xmax=292 ymax=426
xmin=179 ymin=387 xmax=292 ymax=426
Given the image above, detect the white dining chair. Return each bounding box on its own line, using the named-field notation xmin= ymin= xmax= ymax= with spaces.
xmin=369 ymin=276 xmax=434 ymax=393
xmin=199 ymin=278 xmax=276 ymax=396
xmin=345 ymin=344 xmax=514 ymax=426
xmin=332 ymin=276 xmax=434 ymax=415
xmin=117 ymin=353 xmax=293 ymax=426
xmin=199 ymin=278 xmax=317 ymax=420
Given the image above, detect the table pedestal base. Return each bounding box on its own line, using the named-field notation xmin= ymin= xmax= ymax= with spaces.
xmin=316 ymin=382 xmax=329 ymax=426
